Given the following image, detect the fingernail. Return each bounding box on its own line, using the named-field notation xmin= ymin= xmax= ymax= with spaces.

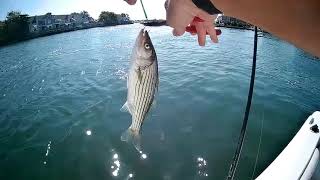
xmin=173 ymin=29 xmax=184 ymax=36
xmin=199 ymin=42 xmax=205 ymax=46
xmin=211 ymin=36 xmax=218 ymax=43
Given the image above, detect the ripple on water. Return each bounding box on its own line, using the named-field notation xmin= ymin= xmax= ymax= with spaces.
xmin=0 ymin=25 xmax=319 ymax=180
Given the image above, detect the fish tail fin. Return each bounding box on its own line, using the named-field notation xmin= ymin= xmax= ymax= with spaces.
xmin=121 ymin=127 xmax=141 ymax=151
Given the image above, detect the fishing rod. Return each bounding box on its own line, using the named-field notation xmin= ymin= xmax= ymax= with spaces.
xmin=226 ymin=26 xmax=258 ymax=180
xmin=139 ymin=0 xmax=148 ymax=20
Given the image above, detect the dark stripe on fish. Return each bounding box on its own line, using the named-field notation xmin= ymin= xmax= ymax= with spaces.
xmin=130 ymin=64 xmax=157 ymax=131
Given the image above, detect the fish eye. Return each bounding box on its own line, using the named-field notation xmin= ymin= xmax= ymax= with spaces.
xmin=144 ymin=43 xmax=150 ymax=50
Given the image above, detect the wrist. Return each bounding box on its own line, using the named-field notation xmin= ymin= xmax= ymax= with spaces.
xmin=192 ymin=0 xmax=222 ymax=15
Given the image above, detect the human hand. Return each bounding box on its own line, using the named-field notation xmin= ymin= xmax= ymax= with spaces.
xmin=124 ymin=0 xmax=137 ymax=5
xmin=165 ymin=0 xmax=219 ymax=46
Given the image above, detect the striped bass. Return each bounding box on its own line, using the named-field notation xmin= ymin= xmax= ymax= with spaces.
xmin=121 ymin=29 xmax=159 ymax=151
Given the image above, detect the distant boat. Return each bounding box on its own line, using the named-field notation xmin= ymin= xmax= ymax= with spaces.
xmin=140 ymin=20 xmax=166 ymax=26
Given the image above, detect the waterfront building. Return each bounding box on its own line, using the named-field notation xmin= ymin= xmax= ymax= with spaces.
xmin=28 ymin=12 xmax=95 ymax=33
xmin=216 ymin=15 xmax=252 ymax=28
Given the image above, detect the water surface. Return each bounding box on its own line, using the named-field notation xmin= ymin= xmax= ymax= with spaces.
xmin=0 ymin=24 xmax=319 ymax=180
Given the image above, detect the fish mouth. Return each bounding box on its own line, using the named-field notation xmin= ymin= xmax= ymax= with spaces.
xmin=138 ymin=28 xmax=151 ymax=47
xmin=139 ymin=28 xmax=149 ymax=39
xmin=142 ymin=29 xmax=149 ymax=37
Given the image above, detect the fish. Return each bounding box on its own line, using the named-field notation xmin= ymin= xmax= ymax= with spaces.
xmin=121 ymin=29 xmax=159 ymax=151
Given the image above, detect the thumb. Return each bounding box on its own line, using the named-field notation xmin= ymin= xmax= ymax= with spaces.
xmin=173 ymin=28 xmax=185 ymax=36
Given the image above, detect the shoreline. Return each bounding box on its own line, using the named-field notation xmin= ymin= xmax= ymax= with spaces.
xmin=0 ymin=23 xmax=266 ymax=47
xmin=0 ymin=23 xmax=133 ymax=47
xmin=216 ymin=24 xmax=254 ymax=31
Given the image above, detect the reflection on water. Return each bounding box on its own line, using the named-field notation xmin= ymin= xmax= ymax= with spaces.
xmin=196 ymin=156 xmax=208 ymax=177
xmin=110 ymin=152 xmax=121 ymax=177
xmin=86 ymin=130 xmax=92 ymax=136
xmin=109 ymin=149 xmax=148 ymax=178
xmin=43 ymin=141 xmax=52 ymax=165
xmin=0 ymin=24 xmax=319 ymax=179
xmin=139 ymin=151 xmax=148 ymax=160
xmin=129 ymin=173 xmax=134 ymax=178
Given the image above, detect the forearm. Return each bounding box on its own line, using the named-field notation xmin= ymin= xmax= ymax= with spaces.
xmin=213 ymin=0 xmax=320 ymax=57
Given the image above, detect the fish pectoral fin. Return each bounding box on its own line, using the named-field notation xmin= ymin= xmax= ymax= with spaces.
xmin=135 ymin=68 xmax=142 ymax=82
xmin=121 ymin=128 xmax=142 ymax=151
xmin=120 ymin=102 xmax=135 ymax=115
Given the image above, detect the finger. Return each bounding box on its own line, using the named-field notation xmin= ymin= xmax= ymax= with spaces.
xmin=206 ymin=24 xmax=218 ymax=43
xmin=173 ymin=28 xmax=185 ymax=36
xmin=165 ymin=0 xmax=195 ymax=35
xmin=167 ymin=17 xmax=192 ymax=36
xmin=197 ymin=10 xmax=216 ymax=21
xmin=195 ymin=23 xmax=206 ymax=46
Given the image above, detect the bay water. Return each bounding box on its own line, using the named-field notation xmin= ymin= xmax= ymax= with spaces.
xmin=0 ymin=24 xmax=319 ymax=179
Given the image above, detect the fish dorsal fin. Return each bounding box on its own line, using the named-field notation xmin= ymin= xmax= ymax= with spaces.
xmin=120 ymin=102 xmax=135 ymax=115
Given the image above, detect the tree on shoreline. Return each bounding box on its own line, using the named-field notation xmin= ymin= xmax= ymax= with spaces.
xmin=0 ymin=10 xmax=131 ymax=46
xmin=98 ymin=11 xmax=118 ymax=25
xmin=0 ymin=11 xmax=30 ymax=45
xmin=120 ymin=13 xmax=130 ymax=19
xmin=80 ymin=11 xmax=90 ymax=18
xmin=0 ymin=21 xmax=6 ymax=44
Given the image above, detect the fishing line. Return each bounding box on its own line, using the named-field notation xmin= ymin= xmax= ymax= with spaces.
xmin=138 ymin=1 xmax=259 ymax=178
xmin=226 ymin=26 xmax=258 ymax=180
xmin=251 ymin=110 xmax=264 ymax=180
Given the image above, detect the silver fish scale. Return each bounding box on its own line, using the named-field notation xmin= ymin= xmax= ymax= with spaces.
xmin=128 ymin=60 xmax=158 ymax=132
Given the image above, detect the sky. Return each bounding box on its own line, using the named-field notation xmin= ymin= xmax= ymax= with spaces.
xmin=0 ymin=0 xmax=166 ymax=21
